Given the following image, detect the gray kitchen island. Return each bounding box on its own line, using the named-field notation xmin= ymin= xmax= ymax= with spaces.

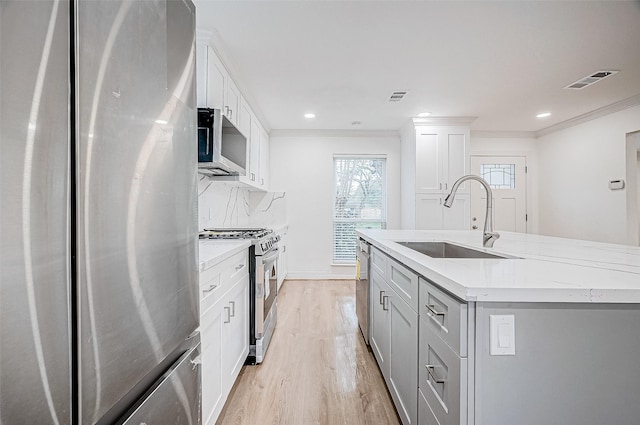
xmin=357 ymin=229 xmax=640 ymax=425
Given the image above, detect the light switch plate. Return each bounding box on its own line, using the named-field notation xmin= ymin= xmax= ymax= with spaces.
xmin=490 ymin=315 xmax=516 ymax=355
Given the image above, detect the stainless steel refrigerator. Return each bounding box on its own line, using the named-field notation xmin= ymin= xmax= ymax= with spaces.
xmin=0 ymin=1 xmax=200 ymax=424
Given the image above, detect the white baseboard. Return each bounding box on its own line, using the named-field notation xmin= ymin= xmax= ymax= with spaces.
xmin=286 ymin=271 xmax=356 ymax=280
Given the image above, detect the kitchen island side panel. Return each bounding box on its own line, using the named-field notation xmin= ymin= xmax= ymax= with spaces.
xmin=475 ymin=302 xmax=640 ymax=425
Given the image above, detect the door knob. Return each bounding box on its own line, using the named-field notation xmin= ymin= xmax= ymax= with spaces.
xmin=472 ymin=225 xmax=478 ymax=230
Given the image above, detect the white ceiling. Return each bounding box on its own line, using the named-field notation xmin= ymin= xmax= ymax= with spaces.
xmin=194 ymin=0 xmax=640 ymax=133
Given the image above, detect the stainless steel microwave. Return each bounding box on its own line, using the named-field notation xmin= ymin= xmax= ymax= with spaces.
xmin=197 ymin=108 xmax=247 ymax=176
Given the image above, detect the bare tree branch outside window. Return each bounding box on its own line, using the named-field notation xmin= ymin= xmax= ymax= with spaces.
xmin=333 ymin=158 xmax=387 ymax=264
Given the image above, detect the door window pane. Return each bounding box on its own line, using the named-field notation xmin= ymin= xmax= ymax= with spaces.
xmin=480 ymin=164 xmax=515 ymax=189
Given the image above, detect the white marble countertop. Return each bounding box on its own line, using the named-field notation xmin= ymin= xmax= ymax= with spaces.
xmin=198 ymin=239 xmax=251 ymax=272
xmin=356 ymin=230 xmax=640 ymax=303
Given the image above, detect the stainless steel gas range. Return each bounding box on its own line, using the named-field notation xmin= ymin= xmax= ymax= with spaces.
xmin=199 ymin=228 xmax=279 ymax=364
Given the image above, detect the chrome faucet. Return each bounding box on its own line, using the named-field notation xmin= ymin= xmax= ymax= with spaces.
xmin=443 ymin=175 xmax=500 ymax=248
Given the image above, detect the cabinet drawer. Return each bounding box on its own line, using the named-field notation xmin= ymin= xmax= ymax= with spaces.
xmin=419 ymin=388 xmax=442 ymax=425
xmin=371 ymin=246 xmax=387 ymax=279
xmin=419 ymin=318 xmax=467 ymax=425
xmin=419 ymin=277 xmax=467 ymax=357
xmin=226 ymin=250 xmax=249 ymax=283
xmin=388 ymin=257 xmax=419 ymax=312
xmin=200 ymin=250 xmax=249 ymax=313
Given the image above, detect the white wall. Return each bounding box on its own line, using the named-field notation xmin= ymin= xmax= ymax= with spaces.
xmin=269 ymin=132 xmax=401 ymax=279
xmin=470 ymin=135 xmax=539 ymax=234
xmin=536 ymin=105 xmax=640 ymax=244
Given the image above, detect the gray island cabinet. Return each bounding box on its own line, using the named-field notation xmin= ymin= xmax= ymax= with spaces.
xmin=358 ymin=229 xmax=640 ymax=425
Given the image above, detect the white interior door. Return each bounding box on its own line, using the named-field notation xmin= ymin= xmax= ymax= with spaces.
xmin=470 ymin=156 xmax=527 ymax=233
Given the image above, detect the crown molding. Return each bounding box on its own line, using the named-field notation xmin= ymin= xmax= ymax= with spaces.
xmin=412 ymin=116 xmax=477 ymax=126
xmin=536 ymin=94 xmax=640 ymax=138
xmin=269 ymin=129 xmax=400 ymax=138
xmin=471 ymin=130 xmax=537 ymax=139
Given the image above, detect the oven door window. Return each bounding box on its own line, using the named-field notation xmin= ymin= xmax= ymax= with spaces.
xmin=263 ymin=259 xmax=277 ymax=321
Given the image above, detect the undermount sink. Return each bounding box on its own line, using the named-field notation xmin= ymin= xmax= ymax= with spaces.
xmin=395 ymin=241 xmax=514 ymax=259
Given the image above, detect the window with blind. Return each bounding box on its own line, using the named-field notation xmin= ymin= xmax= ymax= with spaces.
xmin=333 ymin=156 xmax=387 ymax=264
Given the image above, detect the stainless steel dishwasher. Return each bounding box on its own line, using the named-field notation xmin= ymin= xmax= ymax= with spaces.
xmin=356 ymin=238 xmax=371 ymax=345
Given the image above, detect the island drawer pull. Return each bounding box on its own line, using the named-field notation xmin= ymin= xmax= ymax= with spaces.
xmin=235 ymin=264 xmax=245 ymax=271
xmin=379 ymin=290 xmax=385 ymax=305
xmin=426 ymin=304 xmax=445 ymax=316
xmin=203 ymin=284 xmax=218 ymax=293
xmin=424 ymin=364 xmax=445 ymax=384
xmin=229 ymin=301 xmax=235 ymax=317
xmin=382 ymin=295 xmax=389 ymax=311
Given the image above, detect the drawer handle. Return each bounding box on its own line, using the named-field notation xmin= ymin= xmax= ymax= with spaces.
xmin=426 ymin=304 xmax=445 ymax=317
xmin=203 ymin=284 xmax=218 ymax=293
xmin=229 ymin=300 xmax=235 ymax=317
xmin=424 ymin=365 xmax=445 ymax=384
xmin=235 ymin=264 xmax=245 ymax=271
xmin=224 ymin=306 xmax=231 ymax=323
xmin=382 ymin=295 xmax=389 ymax=311
xmin=379 ymin=290 xmax=385 ymax=305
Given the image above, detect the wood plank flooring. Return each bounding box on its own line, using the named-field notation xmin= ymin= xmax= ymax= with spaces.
xmin=215 ymin=280 xmax=401 ymax=425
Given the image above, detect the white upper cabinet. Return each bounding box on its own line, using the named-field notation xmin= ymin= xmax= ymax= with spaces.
xmin=196 ymin=36 xmax=270 ymax=191
xmin=249 ymin=118 xmax=261 ymax=184
xmin=401 ymin=120 xmax=471 ymax=230
xmin=415 ymin=127 xmax=469 ymax=194
xmin=259 ymin=127 xmax=269 ymax=189
xmin=196 ymin=42 xmax=225 ymax=110
xmin=238 ymin=97 xmax=251 ymax=138
xmin=224 ymin=77 xmax=240 ymax=126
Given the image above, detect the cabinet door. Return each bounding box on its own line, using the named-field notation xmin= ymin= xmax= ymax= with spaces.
xmin=201 ymin=302 xmax=224 ymax=425
xmin=248 ymin=118 xmax=261 ymax=184
xmin=196 ymin=42 xmax=208 ymax=108
xmin=370 ymin=269 xmax=391 ymax=382
xmin=415 ymin=131 xmax=441 ymax=193
xmin=277 ymin=234 xmax=288 ymax=290
xmin=225 ymin=77 xmax=240 ymax=126
xmin=442 ymin=131 xmax=468 ymax=191
xmin=259 ymin=127 xmax=269 ymax=189
xmin=416 ymin=195 xmax=444 ymax=230
xmin=238 ymin=97 xmax=251 ymax=139
xmin=388 ymin=292 xmax=419 ymax=425
xmin=221 ymin=277 xmax=250 ymax=393
xmin=206 ymin=46 xmax=225 ymax=110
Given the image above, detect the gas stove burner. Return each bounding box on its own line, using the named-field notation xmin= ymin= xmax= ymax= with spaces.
xmin=199 ymin=228 xmax=273 ymax=240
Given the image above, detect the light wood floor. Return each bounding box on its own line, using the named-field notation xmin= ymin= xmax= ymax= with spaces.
xmin=215 ymin=280 xmax=401 ymax=425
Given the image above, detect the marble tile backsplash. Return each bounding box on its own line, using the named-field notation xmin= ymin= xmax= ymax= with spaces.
xmin=198 ymin=177 xmax=286 ymax=230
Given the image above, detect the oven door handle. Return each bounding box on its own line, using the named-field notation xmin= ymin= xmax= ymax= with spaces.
xmin=261 ymin=248 xmax=279 ymax=264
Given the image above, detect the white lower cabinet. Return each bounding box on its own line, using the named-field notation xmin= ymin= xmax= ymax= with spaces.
xmin=221 ymin=277 xmax=249 ymax=392
xmin=201 ymin=301 xmax=224 ymax=425
xmin=369 ymin=255 xmax=419 ymax=425
xmin=200 ymin=250 xmax=250 ymax=425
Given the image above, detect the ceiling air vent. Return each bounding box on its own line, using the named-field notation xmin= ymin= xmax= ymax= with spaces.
xmin=387 ymin=91 xmax=408 ymax=102
xmin=565 ymin=70 xmax=619 ymax=90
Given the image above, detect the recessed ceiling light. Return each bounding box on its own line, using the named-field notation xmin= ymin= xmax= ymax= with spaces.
xmin=417 ymin=112 xmax=431 ymax=117
xmin=536 ymin=112 xmax=551 ymax=118
xmin=155 ymin=119 xmax=168 ymax=125
xmin=304 ymin=113 xmax=315 ymax=119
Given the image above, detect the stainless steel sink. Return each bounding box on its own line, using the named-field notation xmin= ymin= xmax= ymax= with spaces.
xmin=395 ymin=241 xmax=513 ymax=259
